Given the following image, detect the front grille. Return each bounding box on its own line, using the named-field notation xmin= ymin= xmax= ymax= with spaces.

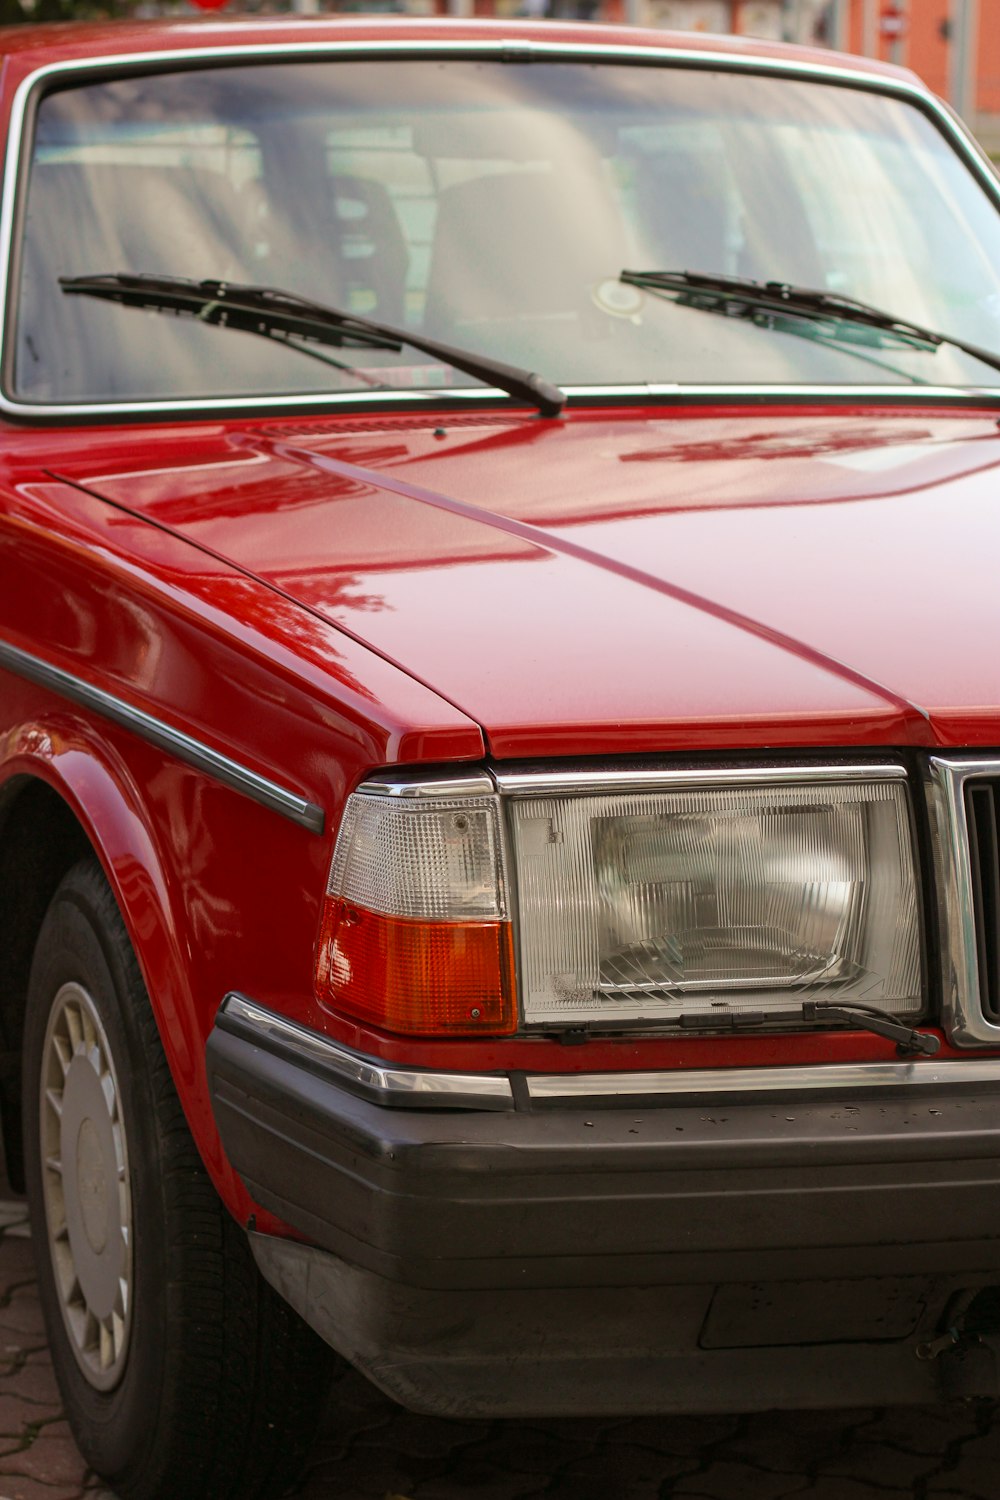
xmin=965 ymin=781 xmax=1000 ymax=1022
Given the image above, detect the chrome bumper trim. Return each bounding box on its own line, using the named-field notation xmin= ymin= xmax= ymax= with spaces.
xmin=219 ymin=994 xmax=514 ymax=1108
xmin=525 ymin=1058 xmax=1000 ymax=1100
xmin=220 ymin=996 xmax=1000 ymax=1109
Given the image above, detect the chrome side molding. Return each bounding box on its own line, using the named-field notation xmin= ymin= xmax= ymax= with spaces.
xmin=0 ymin=637 xmax=325 ymax=834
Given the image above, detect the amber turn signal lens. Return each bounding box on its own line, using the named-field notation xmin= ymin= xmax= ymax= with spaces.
xmin=316 ymin=896 xmax=517 ymax=1036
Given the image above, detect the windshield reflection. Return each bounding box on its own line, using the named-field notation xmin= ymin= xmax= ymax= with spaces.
xmin=16 ymin=59 xmax=1000 ymax=402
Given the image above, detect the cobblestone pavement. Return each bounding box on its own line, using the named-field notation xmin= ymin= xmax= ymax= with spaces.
xmin=2 ymin=1202 xmax=1000 ymax=1500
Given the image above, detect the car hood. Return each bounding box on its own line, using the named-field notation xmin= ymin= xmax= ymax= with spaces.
xmin=51 ymin=407 xmax=1000 ymax=760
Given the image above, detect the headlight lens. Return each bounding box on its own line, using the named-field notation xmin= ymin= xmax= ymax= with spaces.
xmin=509 ymin=776 xmax=920 ymax=1027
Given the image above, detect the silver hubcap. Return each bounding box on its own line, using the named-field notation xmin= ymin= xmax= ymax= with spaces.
xmin=39 ymin=981 xmax=133 ymax=1390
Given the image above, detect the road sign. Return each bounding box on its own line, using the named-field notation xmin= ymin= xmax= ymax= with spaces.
xmin=880 ymin=1 xmax=907 ymax=37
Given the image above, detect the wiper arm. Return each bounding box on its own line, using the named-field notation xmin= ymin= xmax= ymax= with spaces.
xmin=621 ymin=268 xmax=1000 ymax=380
xmin=676 ymin=999 xmax=940 ymax=1057
xmin=60 ymin=272 xmax=566 ymax=418
xmin=801 ymin=1001 xmax=940 ymax=1057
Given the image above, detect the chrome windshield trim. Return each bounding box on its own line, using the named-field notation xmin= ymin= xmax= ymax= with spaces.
xmin=0 ymin=388 xmax=511 ymax=422
xmin=2 ymin=40 xmax=998 ymax=421
xmin=569 ymin=384 xmax=1000 ymax=402
xmin=492 ymin=760 xmax=907 ymax=797
xmin=562 ymin=385 xmax=1000 ymax=403
xmin=0 ymin=638 xmax=325 ymax=834
xmin=0 ymin=38 xmax=952 ymax=109
xmin=526 ymin=1058 xmax=1000 ymax=1100
xmin=925 ymin=754 xmax=1000 ymax=1047
xmin=219 ymin=994 xmax=514 ymax=1108
xmin=2 ymin=386 xmax=999 ymax=424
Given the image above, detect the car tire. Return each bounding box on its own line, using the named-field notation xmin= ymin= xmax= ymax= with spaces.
xmin=21 ymin=858 xmax=335 ymax=1500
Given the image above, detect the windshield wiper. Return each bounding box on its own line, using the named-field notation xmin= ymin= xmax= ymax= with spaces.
xmin=59 ymin=272 xmax=566 ymax=418
xmin=621 ymin=269 xmax=1000 ymax=380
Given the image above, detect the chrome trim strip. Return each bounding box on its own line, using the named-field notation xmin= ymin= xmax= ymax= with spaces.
xmin=220 ymin=994 xmax=514 ymax=1107
xmin=221 ymin=995 xmax=1000 ymax=1105
xmin=566 ymin=384 xmax=1000 ymax=404
xmin=569 ymin=383 xmax=999 ymax=399
xmin=356 ymin=771 xmax=496 ymax=800
xmin=925 ymin=755 xmax=1000 ymax=1047
xmin=0 ymin=385 xmax=997 ymax=424
xmin=1 ymin=387 xmax=509 ymax=422
xmin=526 ymin=1058 xmax=1000 ymax=1099
xmin=492 ymin=760 xmax=907 ymax=797
xmin=0 ymin=638 xmax=325 ymax=834
xmin=1 ymin=41 xmax=998 ymax=421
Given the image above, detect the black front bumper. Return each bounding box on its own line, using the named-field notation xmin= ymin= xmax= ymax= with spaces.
xmin=207 ymin=1007 xmax=1000 ymax=1414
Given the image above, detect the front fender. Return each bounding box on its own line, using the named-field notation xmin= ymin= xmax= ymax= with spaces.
xmin=1 ymin=691 xmax=299 ymax=1234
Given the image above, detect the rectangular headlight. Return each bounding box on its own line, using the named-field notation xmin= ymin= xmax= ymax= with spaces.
xmin=508 ymin=771 xmax=920 ymax=1028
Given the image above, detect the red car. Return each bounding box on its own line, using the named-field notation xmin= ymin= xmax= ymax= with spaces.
xmin=3 ymin=15 xmax=1000 ymax=1499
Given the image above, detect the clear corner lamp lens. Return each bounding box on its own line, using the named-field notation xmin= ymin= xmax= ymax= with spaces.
xmin=329 ymin=792 xmax=506 ymax=922
xmin=510 ymin=779 xmax=920 ymax=1027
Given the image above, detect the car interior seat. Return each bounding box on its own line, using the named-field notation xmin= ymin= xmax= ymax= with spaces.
xmin=422 ymin=166 xmax=630 ymax=357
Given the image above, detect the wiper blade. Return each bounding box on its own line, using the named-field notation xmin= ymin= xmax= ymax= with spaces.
xmin=60 ymin=272 xmax=566 ymax=418
xmin=621 ymin=268 xmax=1000 ymax=380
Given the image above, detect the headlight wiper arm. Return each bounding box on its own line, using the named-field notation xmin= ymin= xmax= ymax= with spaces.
xmin=621 ymin=268 xmax=1000 ymax=380
xmin=801 ymin=1001 xmax=940 ymax=1056
xmin=60 ymin=272 xmax=566 ymax=418
xmin=676 ymin=1000 xmax=940 ymax=1057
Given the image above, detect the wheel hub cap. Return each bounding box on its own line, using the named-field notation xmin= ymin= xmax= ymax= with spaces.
xmin=75 ymin=1117 xmax=109 ymax=1255
xmin=40 ymin=982 xmax=133 ymax=1390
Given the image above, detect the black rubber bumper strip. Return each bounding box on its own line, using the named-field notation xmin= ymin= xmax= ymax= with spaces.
xmin=207 ymin=1010 xmax=1000 ymax=1293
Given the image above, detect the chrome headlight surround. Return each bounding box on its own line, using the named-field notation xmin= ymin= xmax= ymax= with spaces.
xmin=496 ymin=761 xmax=922 ymax=1032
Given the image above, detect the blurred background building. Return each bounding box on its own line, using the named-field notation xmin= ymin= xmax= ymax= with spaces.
xmin=395 ymin=1 xmax=993 ymax=144
xmin=4 ymin=1 xmax=995 ymax=141
xmin=622 ymin=2 xmax=991 ymax=121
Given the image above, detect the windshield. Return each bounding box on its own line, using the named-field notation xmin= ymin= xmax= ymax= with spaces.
xmin=13 ymin=57 xmax=1000 ymax=404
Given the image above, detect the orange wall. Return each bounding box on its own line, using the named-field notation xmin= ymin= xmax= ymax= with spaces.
xmin=842 ymin=1 xmax=1000 ymax=115
xmin=898 ymin=2 xmax=1000 ymax=116
xmin=906 ymin=2 xmax=950 ymax=98
xmin=977 ymin=1 xmax=1000 ymax=112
